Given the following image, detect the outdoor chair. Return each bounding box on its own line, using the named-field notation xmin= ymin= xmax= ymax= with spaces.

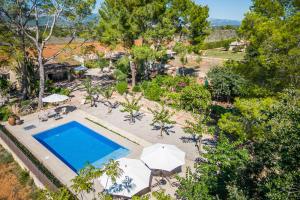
xmin=164 ymin=174 xmax=180 ymax=188
xmin=61 ymin=107 xmax=67 ymax=115
xmin=151 ymin=178 xmax=164 ymax=192
xmin=54 ymin=113 xmax=63 ymax=120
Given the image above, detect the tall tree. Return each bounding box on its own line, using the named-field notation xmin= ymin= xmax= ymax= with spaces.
xmin=15 ymin=0 xmax=96 ymax=108
xmin=97 ymin=0 xmax=209 ymax=86
xmin=238 ymin=0 xmax=300 ymax=92
xmin=0 ymin=0 xmax=34 ymax=99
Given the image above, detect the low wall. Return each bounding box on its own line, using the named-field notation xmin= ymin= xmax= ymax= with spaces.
xmin=0 ymin=128 xmax=58 ymax=191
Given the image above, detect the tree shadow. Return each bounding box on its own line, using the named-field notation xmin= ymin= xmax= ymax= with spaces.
xmin=106 ymin=176 xmax=136 ymax=194
xmin=123 ymin=112 xmax=145 ymax=124
xmin=202 ymin=138 xmax=216 ymax=146
xmin=55 ymin=105 xmax=77 ymax=114
xmin=151 ymin=125 xmax=175 ymax=135
xmin=180 ymin=136 xmax=198 ymax=144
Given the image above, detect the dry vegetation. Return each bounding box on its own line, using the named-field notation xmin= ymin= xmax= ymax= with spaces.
xmin=0 ymin=144 xmax=38 ymax=200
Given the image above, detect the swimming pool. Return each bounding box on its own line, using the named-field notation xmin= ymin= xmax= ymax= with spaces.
xmin=34 ymin=121 xmax=129 ymax=173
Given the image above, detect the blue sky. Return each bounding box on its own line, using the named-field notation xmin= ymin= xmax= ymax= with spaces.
xmin=197 ymin=0 xmax=252 ymax=20
xmin=94 ymin=0 xmax=252 ymax=21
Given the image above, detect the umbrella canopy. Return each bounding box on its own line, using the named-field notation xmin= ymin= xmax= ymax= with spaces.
xmin=141 ymin=143 xmax=185 ymax=172
xmin=73 ymin=65 xmax=88 ymax=71
xmin=42 ymin=94 xmax=69 ymax=103
xmin=99 ymin=158 xmax=151 ymax=198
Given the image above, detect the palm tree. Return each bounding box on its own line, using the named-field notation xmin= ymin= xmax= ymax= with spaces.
xmin=120 ymin=95 xmax=142 ymax=124
xmin=148 ymin=104 xmax=176 ymax=137
xmin=103 ymin=159 xmax=123 ymax=193
xmin=83 ymin=78 xmax=99 ymax=107
xmin=183 ymin=114 xmax=210 ymax=154
xmin=100 ymin=86 xmax=115 ymax=113
xmin=71 ymin=164 xmax=105 ymax=200
xmin=71 ymin=166 xmax=94 ymax=200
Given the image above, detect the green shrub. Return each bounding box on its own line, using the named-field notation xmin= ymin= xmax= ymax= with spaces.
xmin=141 ymin=81 xmax=150 ymax=91
xmin=143 ymin=82 xmax=163 ymax=101
xmin=180 ymin=84 xmax=211 ymax=113
xmin=0 ymin=148 xmax=14 ymax=164
xmin=116 ymin=56 xmax=130 ymax=74
xmin=116 ymin=81 xmax=128 ymax=95
xmin=114 ymin=69 xmax=128 ymax=82
xmin=0 ymin=77 xmax=9 ymax=96
xmin=210 ymin=105 xmax=232 ymax=119
xmin=207 ymin=66 xmax=247 ymax=101
xmin=202 ymin=39 xmax=235 ymax=50
xmin=152 ymin=75 xmax=192 ymax=92
xmin=18 ymin=169 xmax=30 ymax=185
xmin=50 ymin=87 xmax=71 ymax=96
xmin=0 ymin=106 xmax=12 ymax=121
xmin=132 ymin=85 xmax=141 ymax=93
xmin=164 ymin=92 xmax=181 ymax=107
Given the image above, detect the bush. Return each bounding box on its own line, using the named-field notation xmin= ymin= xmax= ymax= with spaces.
xmin=0 ymin=106 xmax=12 ymax=121
xmin=210 ymin=105 xmax=232 ymax=119
xmin=0 ymin=77 xmax=9 ymax=96
xmin=0 ymin=148 xmax=14 ymax=164
xmin=114 ymin=69 xmax=127 ymax=82
xmin=164 ymin=92 xmax=181 ymax=107
xmin=207 ymin=66 xmax=247 ymax=101
xmin=202 ymin=39 xmax=235 ymax=50
xmin=18 ymin=170 xmax=30 ymax=185
xmin=132 ymin=85 xmax=141 ymax=93
xmin=180 ymin=84 xmax=211 ymax=113
xmin=143 ymin=82 xmax=163 ymax=101
xmin=116 ymin=81 xmax=128 ymax=95
xmin=50 ymin=87 xmax=71 ymax=96
xmin=116 ymin=56 xmax=130 ymax=74
xmin=152 ymin=75 xmax=192 ymax=92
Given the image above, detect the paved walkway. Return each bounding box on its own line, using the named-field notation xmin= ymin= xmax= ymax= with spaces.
xmin=71 ymin=91 xmax=213 ymax=162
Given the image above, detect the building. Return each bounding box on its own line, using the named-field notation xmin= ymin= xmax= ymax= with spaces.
xmin=229 ymin=40 xmax=248 ymax=52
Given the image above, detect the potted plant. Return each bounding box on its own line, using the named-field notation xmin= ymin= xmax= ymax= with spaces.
xmin=15 ymin=115 xmax=22 ymax=125
xmin=8 ymin=114 xmax=16 ymax=126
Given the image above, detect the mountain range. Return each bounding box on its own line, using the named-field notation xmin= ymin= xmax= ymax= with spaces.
xmin=27 ymin=14 xmax=241 ymax=28
xmin=209 ymin=18 xmax=241 ymax=27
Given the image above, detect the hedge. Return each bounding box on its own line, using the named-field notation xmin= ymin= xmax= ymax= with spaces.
xmin=202 ymin=39 xmax=235 ymax=50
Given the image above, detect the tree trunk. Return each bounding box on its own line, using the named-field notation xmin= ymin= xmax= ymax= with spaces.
xmin=20 ymin=30 xmax=29 ymax=100
xmin=160 ymin=124 xmax=164 ymax=137
xmin=37 ymin=50 xmax=45 ymax=109
xmin=198 ymin=137 xmax=203 ymax=154
xmin=130 ymin=61 xmax=136 ymax=87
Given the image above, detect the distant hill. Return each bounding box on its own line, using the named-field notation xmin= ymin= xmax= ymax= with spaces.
xmin=27 ymin=14 xmax=98 ymax=27
xmin=209 ymin=18 xmax=241 ymax=27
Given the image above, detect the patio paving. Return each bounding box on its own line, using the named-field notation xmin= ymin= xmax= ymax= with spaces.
xmin=78 ymin=99 xmax=205 ymax=162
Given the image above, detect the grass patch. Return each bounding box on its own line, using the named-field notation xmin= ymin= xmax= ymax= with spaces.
xmin=204 ymin=49 xmax=245 ymax=61
xmin=85 ymin=118 xmax=140 ymax=146
xmin=18 ymin=169 xmax=30 ymax=185
xmin=0 ymin=147 xmax=14 ymax=164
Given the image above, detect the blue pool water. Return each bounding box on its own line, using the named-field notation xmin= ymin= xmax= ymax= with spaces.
xmin=34 ymin=121 xmax=129 ymax=173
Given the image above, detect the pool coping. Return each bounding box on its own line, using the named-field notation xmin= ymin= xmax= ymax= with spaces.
xmin=3 ymin=109 xmax=149 ymax=198
xmin=33 ymin=121 xmax=131 ymax=173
